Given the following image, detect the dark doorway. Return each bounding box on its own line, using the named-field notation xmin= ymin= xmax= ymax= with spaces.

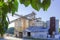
xmin=27 ymin=32 xmax=31 ymax=37
xmin=19 ymin=32 xmax=23 ymax=38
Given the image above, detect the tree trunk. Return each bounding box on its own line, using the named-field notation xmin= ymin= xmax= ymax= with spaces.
xmin=7 ymin=15 xmax=10 ymax=24
xmin=0 ymin=34 xmax=4 ymax=38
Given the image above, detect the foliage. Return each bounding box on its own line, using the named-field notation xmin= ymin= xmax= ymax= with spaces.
xmin=20 ymin=0 xmax=51 ymax=11
xmin=59 ymin=28 xmax=60 ymax=32
xmin=0 ymin=0 xmax=51 ymax=36
xmin=0 ymin=0 xmax=18 ymax=36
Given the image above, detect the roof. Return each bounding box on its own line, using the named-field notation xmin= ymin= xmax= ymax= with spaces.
xmin=24 ymin=26 xmax=48 ymax=32
xmin=9 ymin=12 xmax=36 ymax=24
xmin=25 ymin=12 xmax=36 ymax=17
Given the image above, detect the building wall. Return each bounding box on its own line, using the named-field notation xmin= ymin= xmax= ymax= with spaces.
xmin=34 ymin=21 xmax=43 ymax=26
xmin=14 ymin=17 xmax=29 ymax=32
xmin=21 ymin=17 xmax=29 ymax=31
xmin=29 ymin=19 xmax=35 ymax=26
xmin=14 ymin=19 xmax=23 ymax=32
xmin=23 ymin=32 xmax=27 ymax=37
xmin=33 ymin=20 xmax=46 ymax=27
xmin=50 ymin=17 xmax=55 ymax=32
xmin=28 ymin=17 xmax=47 ymax=27
xmin=55 ymin=20 xmax=59 ymax=34
xmin=46 ymin=21 xmax=50 ymax=30
xmin=14 ymin=30 xmax=20 ymax=37
xmin=14 ymin=17 xmax=29 ymax=37
xmin=23 ymin=32 xmax=48 ymax=38
xmin=31 ymin=32 xmax=48 ymax=38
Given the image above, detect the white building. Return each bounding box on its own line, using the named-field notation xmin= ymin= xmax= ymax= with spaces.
xmin=46 ymin=21 xmax=50 ymax=30
xmin=31 ymin=18 xmax=47 ymax=27
xmin=23 ymin=26 xmax=48 ymax=38
xmin=55 ymin=20 xmax=59 ymax=34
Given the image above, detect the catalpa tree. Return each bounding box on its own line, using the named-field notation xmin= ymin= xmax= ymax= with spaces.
xmin=0 ymin=0 xmax=51 ymax=37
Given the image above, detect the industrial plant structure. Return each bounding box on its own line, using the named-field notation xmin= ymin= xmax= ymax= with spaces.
xmin=11 ymin=12 xmax=59 ymax=38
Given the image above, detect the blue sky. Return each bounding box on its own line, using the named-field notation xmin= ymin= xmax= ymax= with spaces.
xmin=8 ymin=0 xmax=60 ymax=28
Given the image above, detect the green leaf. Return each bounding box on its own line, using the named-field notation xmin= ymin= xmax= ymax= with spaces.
xmin=0 ymin=2 xmax=4 ymax=7
xmin=8 ymin=0 xmax=18 ymax=16
xmin=20 ymin=0 xmax=30 ymax=7
xmin=24 ymin=0 xmax=31 ymax=7
xmin=11 ymin=4 xmax=15 ymax=16
xmin=8 ymin=0 xmax=12 ymax=2
xmin=2 ymin=3 xmax=8 ymax=14
xmin=20 ymin=0 xmax=24 ymax=4
xmin=0 ymin=0 xmax=4 ymax=2
xmin=11 ymin=0 xmax=18 ymax=16
xmin=8 ymin=2 xmax=12 ymax=13
xmin=19 ymin=0 xmax=51 ymax=11
xmin=14 ymin=0 xmax=18 ymax=11
xmin=42 ymin=0 xmax=51 ymax=11
xmin=0 ymin=0 xmax=19 ymax=35
xmin=31 ymin=0 xmax=41 ymax=11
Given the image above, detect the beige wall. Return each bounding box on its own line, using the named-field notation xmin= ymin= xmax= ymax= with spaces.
xmin=15 ymin=17 xmax=29 ymax=32
xmin=29 ymin=19 xmax=35 ymax=26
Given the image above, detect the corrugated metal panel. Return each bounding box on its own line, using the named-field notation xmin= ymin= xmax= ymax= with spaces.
xmin=24 ymin=26 xmax=48 ymax=32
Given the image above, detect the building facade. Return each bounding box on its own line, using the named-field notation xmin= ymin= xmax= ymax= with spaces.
xmin=14 ymin=12 xmax=59 ymax=38
xmin=14 ymin=17 xmax=30 ymax=37
xmin=23 ymin=26 xmax=48 ymax=38
xmin=14 ymin=12 xmax=36 ymax=37
xmin=46 ymin=17 xmax=59 ymax=35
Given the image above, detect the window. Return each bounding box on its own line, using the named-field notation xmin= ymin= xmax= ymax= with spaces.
xmin=27 ymin=32 xmax=31 ymax=37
